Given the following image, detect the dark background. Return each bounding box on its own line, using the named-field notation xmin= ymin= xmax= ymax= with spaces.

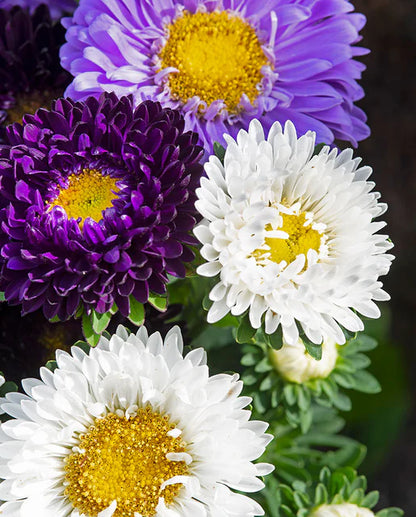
xmin=347 ymin=0 xmax=416 ymax=512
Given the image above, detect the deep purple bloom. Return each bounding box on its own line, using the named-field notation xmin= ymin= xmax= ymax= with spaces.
xmin=0 ymin=0 xmax=76 ymax=19
xmin=0 ymin=4 xmax=71 ymax=130
xmin=60 ymin=0 xmax=370 ymax=152
xmin=0 ymin=93 xmax=204 ymax=321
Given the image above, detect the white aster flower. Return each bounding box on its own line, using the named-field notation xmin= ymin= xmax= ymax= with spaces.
xmin=269 ymin=338 xmax=338 ymax=384
xmin=310 ymin=503 xmax=375 ymax=517
xmin=195 ymin=119 xmax=393 ymax=345
xmin=0 ymin=326 xmax=273 ymax=517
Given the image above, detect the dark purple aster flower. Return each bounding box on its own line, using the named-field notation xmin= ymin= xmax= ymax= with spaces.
xmin=0 ymin=92 xmax=204 ymax=321
xmin=0 ymin=0 xmax=76 ymax=19
xmin=0 ymin=4 xmax=71 ymax=131
xmin=60 ymin=0 xmax=370 ymax=152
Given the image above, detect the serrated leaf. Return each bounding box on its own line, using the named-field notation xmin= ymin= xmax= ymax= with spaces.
xmin=148 ymin=294 xmax=168 ymax=312
xmin=213 ymin=141 xmax=226 ymax=163
xmin=91 ymin=310 xmax=111 ymax=334
xmin=82 ymin=312 xmax=100 ymax=346
xmin=128 ymin=297 xmax=145 ymax=326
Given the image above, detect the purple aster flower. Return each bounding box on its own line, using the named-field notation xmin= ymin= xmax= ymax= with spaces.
xmin=0 ymin=4 xmax=72 ymax=132
xmin=0 ymin=0 xmax=76 ymax=19
xmin=60 ymin=0 xmax=370 ymax=152
xmin=0 ymin=92 xmax=204 ymax=321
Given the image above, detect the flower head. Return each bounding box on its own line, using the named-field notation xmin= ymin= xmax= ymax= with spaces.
xmin=195 ymin=119 xmax=393 ymax=345
xmin=269 ymin=338 xmax=338 ymax=384
xmin=60 ymin=0 xmax=369 ymax=153
xmin=0 ymin=325 xmax=273 ymax=516
xmin=0 ymin=93 xmax=204 ymax=321
xmin=0 ymin=4 xmax=71 ymax=130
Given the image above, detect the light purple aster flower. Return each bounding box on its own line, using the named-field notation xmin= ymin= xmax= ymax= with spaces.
xmin=0 ymin=93 xmax=204 ymax=321
xmin=60 ymin=0 xmax=370 ymax=153
xmin=0 ymin=0 xmax=76 ymax=18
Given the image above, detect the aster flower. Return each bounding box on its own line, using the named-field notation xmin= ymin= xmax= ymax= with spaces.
xmin=0 ymin=4 xmax=72 ymax=131
xmin=0 ymin=0 xmax=76 ymax=19
xmin=195 ymin=119 xmax=393 ymax=346
xmin=60 ymin=0 xmax=369 ymax=153
xmin=0 ymin=325 xmax=273 ymax=516
xmin=0 ymin=93 xmax=204 ymax=322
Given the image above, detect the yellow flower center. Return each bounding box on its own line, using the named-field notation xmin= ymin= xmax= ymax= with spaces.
xmin=64 ymin=408 xmax=189 ymax=517
xmin=159 ymin=11 xmax=269 ymax=113
xmin=48 ymin=168 xmax=120 ymax=227
xmin=255 ymin=212 xmax=323 ymax=266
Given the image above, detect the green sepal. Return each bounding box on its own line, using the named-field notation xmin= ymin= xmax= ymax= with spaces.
xmin=263 ymin=328 xmax=284 ymax=350
xmin=213 ymin=141 xmax=226 ymax=164
xmin=128 ymin=296 xmax=145 ymax=326
xmin=377 ymin=509 xmax=404 ymax=517
xmin=0 ymin=292 xmax=5 ymax=302
xmin=148 ymin=294 xmax=168 ymax=312
xmin=312 ymin=142 xmax=326 ymax=156
xmin=73 ymin=340 xmax=91 ymax=354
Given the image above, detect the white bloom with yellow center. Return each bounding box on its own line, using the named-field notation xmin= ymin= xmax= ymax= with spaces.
xmin=0 ymin=326 xmax=273 ymax=516
xmin=195 ymin=120 xmax=393 ymax=345
xmin=269 ymin=338 xmax=338 ymax=384
xmin=310 ymin=502 xmax=375 ymax=517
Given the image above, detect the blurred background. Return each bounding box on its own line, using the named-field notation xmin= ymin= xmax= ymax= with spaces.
xmin=344 ymin=0 xmax=416 ymax=512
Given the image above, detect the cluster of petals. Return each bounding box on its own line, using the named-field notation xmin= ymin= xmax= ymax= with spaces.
xmin=0 ymin=93 xmax=203 ymax=320
xmin=60 ymin=0 xmax=370 ymax=152
xmin=0 ymin=325 xmax=273 ymax=516
xmin=195 ymin=119 xmax=393 ymax=345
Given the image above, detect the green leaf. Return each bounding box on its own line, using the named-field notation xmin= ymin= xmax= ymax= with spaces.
xmin=376 ymin=509 xmax=404 ymax=517
xmin=213 ymin=141 xmax=226 ymax=164
xmin=128 ymin=297 xmax=145 ymax=326
xmin=82 ymin=312 xmax=100 ymax=346
xmin=236 ymin=315 xmax=256 ymax=343
xmin=0 ymin=380 xmax=18 ymax=397
xmin=351 ymin=370 xmax=381 ymax=394
xmin=361 ymin=490 xmax=379 ymax=508
xmin=312 ymin=142 xmax=326 ymax=156
xmin=148 ymin=294 xmax=168 ymax=312
xmin=0 ymin=292 xmax=5 ymax=302
xmin=314 ymin=484 xmax=329 ymax=506
xmin=45 ymin=360 xmax=58 ymax=372
xmin=299 ymin=408 xmax=313 ymax=433
xmin=283 ymin=384 xmax=297 ymax=406
xmin=91 ymin=310 xmax=112 ymax=334
xmin=266 ymin=328 xmax=284 ymax=350
xmin=304 ymin=339 xmax=322 ymax=360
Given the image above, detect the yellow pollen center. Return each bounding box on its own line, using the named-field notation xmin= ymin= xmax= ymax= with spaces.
xmin=48 ymin=168 xmax=120 ymax=227
xmin=64 ymin=409 xmax=189 ymax=517
xmin=159 ymin=11 xmax=269 ymax=113
xmin=255 ymin=212 xmax=323 ymax=266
